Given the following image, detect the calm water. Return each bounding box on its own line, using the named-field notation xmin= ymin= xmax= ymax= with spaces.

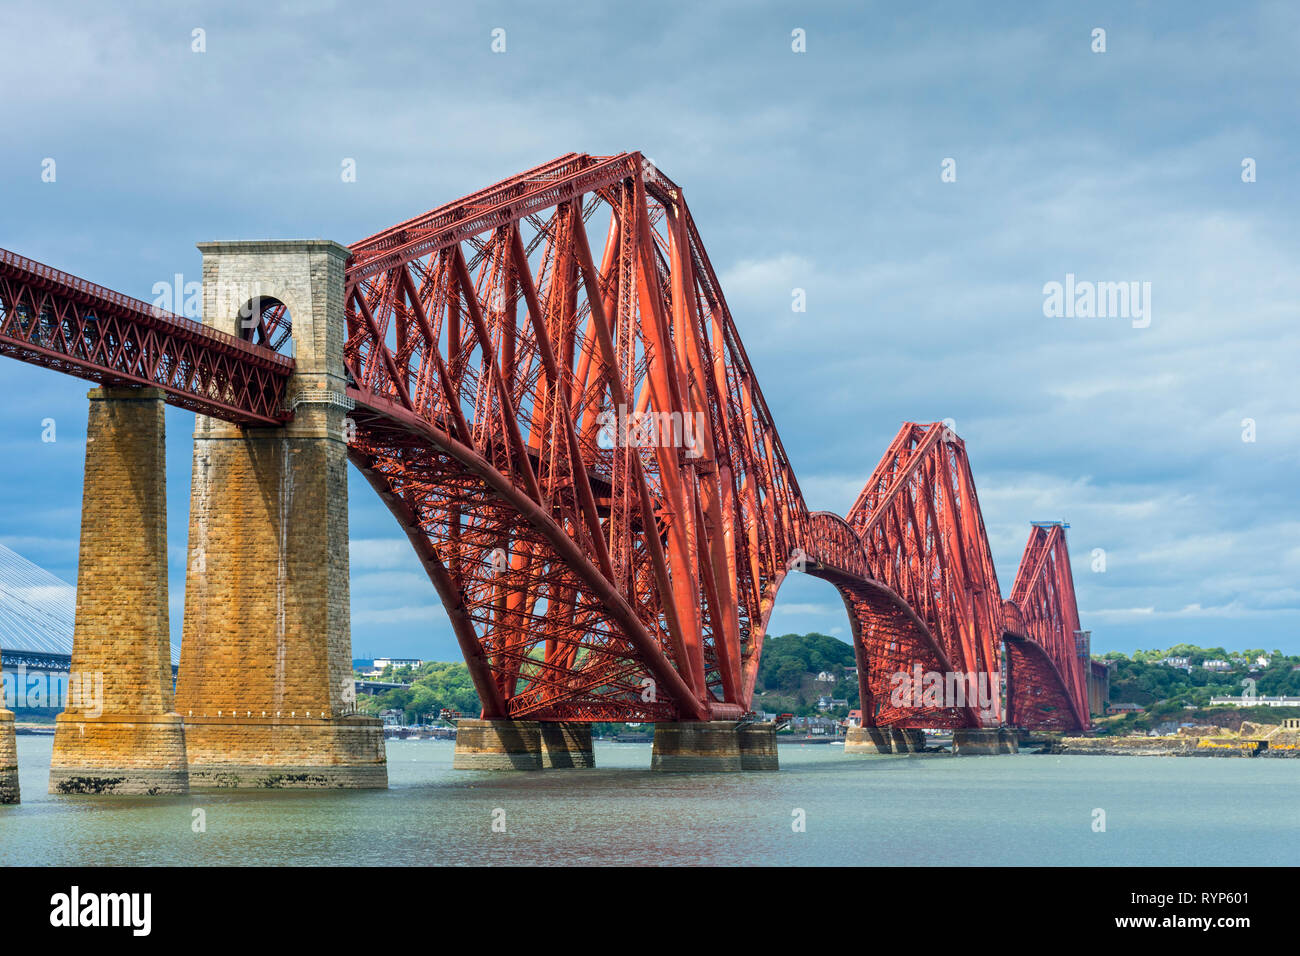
xmin=2 ymin=735 xmax=1296 ymax=866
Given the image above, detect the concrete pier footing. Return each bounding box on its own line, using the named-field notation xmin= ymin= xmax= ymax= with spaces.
xmin=651 ymin=721 xmax=743 ymax=772
xmin=737 ymin=722 xmax=780 ymax=770
xmin=953 ymin=727 xmax=1019 ymax=755
xmin=844 ymin=726 xmax=926 ymax=754
xmin=0 ymin=709 xmax=18 ymax=804
xmin=49 ymin=388 xmax=189 ymax=795
xmin=452 ymin=720 xmax=594 ymax=769
xmin=892 ymin=728 xmax=927 ymax=753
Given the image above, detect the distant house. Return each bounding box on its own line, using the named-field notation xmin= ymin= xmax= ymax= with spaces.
xmin=1202 ymin=660 xmax=1231 ymax=672
xmin=1255 ymin=655 xmax=1271 ymax=668
xmin=1161 ymin=657 xmax=1192 ymax=671
xmin=846 ymin=709 xmax=863 ymax=727
xmin=374 ymin=657 xmax=423 ymax=672
xmin=1107 ymin=702 xmax=1145 ymax=715
xmin=1208 ymin=696 xmax=1300 ymax=708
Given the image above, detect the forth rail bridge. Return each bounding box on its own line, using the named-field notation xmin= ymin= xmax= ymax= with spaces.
xmin=0 ymin=152 xmax=1099 ymax=801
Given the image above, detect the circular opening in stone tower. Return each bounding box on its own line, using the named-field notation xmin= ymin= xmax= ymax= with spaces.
xmin=237 ymin=295 xmax=294 ymax=357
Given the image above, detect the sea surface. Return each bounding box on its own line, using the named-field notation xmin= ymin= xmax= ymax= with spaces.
xmin=2 ymin=735 xmax=1296 ymax=866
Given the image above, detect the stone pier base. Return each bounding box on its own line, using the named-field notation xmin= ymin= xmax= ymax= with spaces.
xmin=737 ymin=722 xmax=779 ymax=770
xmin=1015 ymin=728 xmax=1062 ymax=749
xmin=845 ymin=726 xmax=893 ymax=753
xmin=953 ymin=727 xmax=1018 ymax=755
xmin=844 ymin=726 xmax=926 ymax=754
xmin=540 ymin=723 xmax=595 ymax=768
xmin=892 ymin=728 xmax=927 ymax=753
xmin=183 ymin=716 xmax=387 ymax=788
xmin=651 ymin=721 xmax=742 ymax=772
xmin=453 ymin=720 xmax=595 ymax=770
xmin=0 ymin=710 xmax=18 ymax=804
xmin=49 ymin=714 xmax=189 ymax=795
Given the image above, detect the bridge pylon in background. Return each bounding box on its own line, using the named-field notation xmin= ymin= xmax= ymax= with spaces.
xmin=177 ymin=241 xmax=385 ymax=788
xmin=49 ymin=387 xmax=189 ymax=794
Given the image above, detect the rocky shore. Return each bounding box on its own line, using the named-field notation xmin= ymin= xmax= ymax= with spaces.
xmin=1044 ymin=721 xmax=1300 ymax=757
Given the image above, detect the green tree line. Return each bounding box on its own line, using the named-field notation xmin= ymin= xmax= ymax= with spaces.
xmin=357 ymin=661 xmax=481 ymax=722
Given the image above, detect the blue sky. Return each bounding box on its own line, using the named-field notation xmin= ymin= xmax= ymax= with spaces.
xmin=1 ymin=1 xmax=1296 ymax=661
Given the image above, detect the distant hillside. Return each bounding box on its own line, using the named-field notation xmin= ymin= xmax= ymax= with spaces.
xmin=352 ymin=639 xmax=1298 ymax=727
xmin=753 ymin=632 xmax=858 ymax=717
xmin=1099 ymin=644 xmax=1300 ymax=707
xmin=356 ymin=661 xmax=481 ymax=722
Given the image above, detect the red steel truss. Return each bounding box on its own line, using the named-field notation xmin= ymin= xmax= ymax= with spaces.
xmin=1003 ymin=523 xmax=1089 ymax=731
xmin=0 ymin=248 xmax=293 ymax=425
xmin=0 ymin=152 xmax=1092 ymax=730
xmin=343 ymin=152 xmax=802 ymax=721
xmin=835 ymin=423 xmax=1006 ymax=728
xmin=820 ymin=424 xmax=1088 ymax=732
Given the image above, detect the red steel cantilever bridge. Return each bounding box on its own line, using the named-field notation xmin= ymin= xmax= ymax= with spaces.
xmin=0 ymin=151 xmax=1090 ymax=733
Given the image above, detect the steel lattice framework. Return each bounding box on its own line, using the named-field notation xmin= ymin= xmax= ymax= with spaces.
xmin=1003 ymin=523 xmax=1089 ymax=731
xmin=342 ymin=153 xmax=801 ymax=721
xmin=0 ymin=151 xmax=1091 ymax=731
xmin=0 ymin=248 xmax=293 ymax=425
xmin=834 ymin=423 xmax=1007 ymax=728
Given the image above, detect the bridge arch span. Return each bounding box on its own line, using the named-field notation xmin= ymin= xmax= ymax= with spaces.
xmin=342 ymin=153 xmax=798 ymax=724
xmin=346 ymin=393 xmax=708 ymax=722
xmin=795 ymin=511 xmax=985 ymax=728
xmin=0 ymin=153 xmax=1095 ymax=769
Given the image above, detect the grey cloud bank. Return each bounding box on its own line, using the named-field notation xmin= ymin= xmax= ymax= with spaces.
xmin=1 ymin=1 xmax=1295 ymax=658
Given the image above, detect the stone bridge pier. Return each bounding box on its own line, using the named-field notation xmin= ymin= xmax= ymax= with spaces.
xmin=0 ymin=680 xmax=16 ymax=803
xmin=177 ymin=241 xmax=385 ymax=788
xmin=49 ymin=387 xmax=189 ymax=794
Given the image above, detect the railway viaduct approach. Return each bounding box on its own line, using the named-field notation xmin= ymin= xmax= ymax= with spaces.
xmin=0 ymin=152 xmax=1092 ymax=800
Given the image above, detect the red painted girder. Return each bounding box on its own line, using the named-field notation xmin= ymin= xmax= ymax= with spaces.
xmin=0 ymin=247 xmax=292 ymax=425
xmin=1004 ymin=523 xmax=1090 ymax=731
xmin=342 ymin=154 xmax=801 ymax=721
xmin=839 ymin=422 xmax=1004 ymax=726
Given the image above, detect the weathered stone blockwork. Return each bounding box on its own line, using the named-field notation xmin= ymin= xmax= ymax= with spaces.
xmin=845 ymin=725 xmax=893 ymax=754
xmin=49 ymin=388 xmax=189 ymax=795
xmin=953 ymin=727 xmax=1018 ymax=755
xmin=844 ymin=726 xmax=926 ymax=754
xmin=0 ymin=709 xmax=18 ymax=804
xmin=651 ymin=721 xmax=743 ymax=772
xmin=737 ymin=722 xmax=779 ymax=770
xmin=183 ymin=716 xmax=387 ymax=787
xmin=177 ymin=241 xmax=384 ymax=788
xmin=452 ymin=720 xmax=595 ymax=770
